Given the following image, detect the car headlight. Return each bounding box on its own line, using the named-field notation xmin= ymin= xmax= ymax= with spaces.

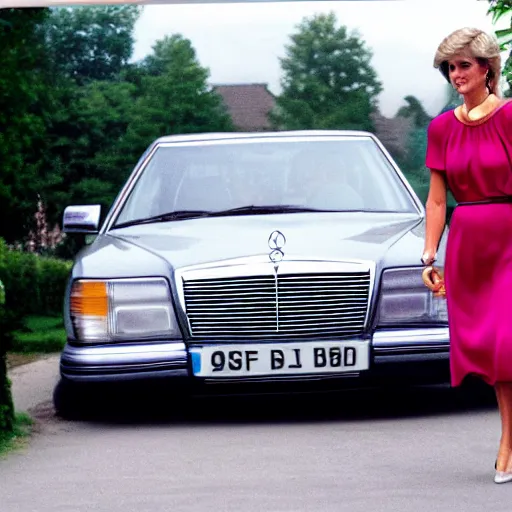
xmin=376 ymin=268 xmax=448 ymax=326
xmin=69 ymin=278 xmax=181 ymax=342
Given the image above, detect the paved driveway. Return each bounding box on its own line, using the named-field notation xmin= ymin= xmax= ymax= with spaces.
xmin=1 ymin=356 xmax=511 ymax=511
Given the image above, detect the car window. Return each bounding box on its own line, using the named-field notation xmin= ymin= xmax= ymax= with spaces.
xmin=114 ymin=136 xmax=417 ymax=225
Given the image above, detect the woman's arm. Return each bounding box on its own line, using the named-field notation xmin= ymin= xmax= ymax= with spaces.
xmin=422 ymin=169 xmax=447 ymax=264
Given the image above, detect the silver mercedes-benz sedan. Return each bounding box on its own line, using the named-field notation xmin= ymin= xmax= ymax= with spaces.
xmin=54 ymin=130 xmax=449 ymax=415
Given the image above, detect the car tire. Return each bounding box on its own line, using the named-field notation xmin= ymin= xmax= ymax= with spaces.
xmin=53 ymin=378 xmax=88 ymax=420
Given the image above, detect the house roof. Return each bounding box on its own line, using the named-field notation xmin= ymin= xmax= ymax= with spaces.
xmin=213 ymin=83 xmax=276 ymax=131
xmin=212 ymin=83 xmax=416 ymax=156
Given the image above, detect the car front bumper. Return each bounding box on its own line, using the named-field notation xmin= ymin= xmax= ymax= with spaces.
xmin=60 ymin=327 xmax=450 ymax=387
xmin=372 ymin=327 xmax=450 ymax=362
xmin=60 ymin=341 xmax=189 ymax=382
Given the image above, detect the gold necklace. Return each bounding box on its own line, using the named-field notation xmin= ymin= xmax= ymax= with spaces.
xmin=462 ymin=93 xmax=496 ymax=121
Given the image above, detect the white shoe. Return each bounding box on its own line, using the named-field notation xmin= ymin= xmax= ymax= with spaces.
xmin=494 ymin=471 xmax=512 ymax=484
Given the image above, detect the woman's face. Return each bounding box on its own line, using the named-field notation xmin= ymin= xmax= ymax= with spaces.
xmin=447 ymin=55 xmax=488 ymax=96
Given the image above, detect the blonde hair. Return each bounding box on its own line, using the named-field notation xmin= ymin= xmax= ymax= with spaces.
xmin=434 ymin=27 xmax=502 ymax=95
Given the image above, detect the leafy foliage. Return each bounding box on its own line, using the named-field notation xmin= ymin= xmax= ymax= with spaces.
xmin=0 ymin=272 xmax=13 ymax=433
xmin=0 ymin=236 xmax=70 ymax=423
xmin=0 ymin=414 xmax=32 ymax=456
xmin=396 ymin=96 xmax=433 ymax=128
xmin=43 ymin=80 xmax=139 ymax=221
xmin=487 ymin=0 xmax=512 ymax=95
xmin=0 ymin=5 xmax=450 ymax=248
xmin=394 ymin=95 xmax=433 ymax=174
xmin=43 ymin=5 xmax=142 ymax=85
xmin=121 ymin=35 xmax=234 ymax=157
xmin=488 ymin=0 xmax=512 ymax=23
xmin=0 ymin=6 xmax=235 ymax=244
xmin=0 ymin=238 xmax=72 ymax=320
xmin=273 ymin=12 xmax=382 ymax=131
xmin=0 ymin=8 xmax=53 ymax=244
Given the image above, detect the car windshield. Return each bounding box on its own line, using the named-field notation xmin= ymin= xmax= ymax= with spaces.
xmin=113 ymin=136 xmax=418 ymax=226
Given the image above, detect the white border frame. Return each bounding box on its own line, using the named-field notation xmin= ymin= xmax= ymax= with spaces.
xmin=0 ymin=0 xmax=390 ymax=7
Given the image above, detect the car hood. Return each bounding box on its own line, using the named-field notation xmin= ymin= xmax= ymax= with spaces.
xmin=95 ymin=212 xmax=426 ymax=272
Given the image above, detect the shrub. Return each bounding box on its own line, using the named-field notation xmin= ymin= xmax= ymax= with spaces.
xmin=0 ymin=241 xmax=40 ymax=319
xmin=0 ymin=279 xmax=14 ymax=433
xmin=38 ymin=257 xmax=72 ymax=316
xmin=0 ymin=238 xmax=72 ymax=321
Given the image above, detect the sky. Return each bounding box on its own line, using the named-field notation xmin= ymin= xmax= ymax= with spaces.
xmin=130 ymin=0 xmax=508 ymax=118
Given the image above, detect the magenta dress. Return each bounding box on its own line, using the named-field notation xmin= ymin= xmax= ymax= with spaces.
xmin=426 ymin=100 xmax=512 ymax=387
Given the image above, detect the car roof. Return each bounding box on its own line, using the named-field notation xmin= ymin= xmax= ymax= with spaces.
xmin=153 ymin=130 xmax=376 ymax=145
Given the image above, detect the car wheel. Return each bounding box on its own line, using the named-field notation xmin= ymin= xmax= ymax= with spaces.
xmin=53 ymin=378 xmax=88 ymax=420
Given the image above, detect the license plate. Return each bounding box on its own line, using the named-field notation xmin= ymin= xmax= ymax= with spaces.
xmin=190 ymin=341 xmax=369 ymax=378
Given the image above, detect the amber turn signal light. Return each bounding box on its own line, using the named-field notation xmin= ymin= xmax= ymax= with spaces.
xmin=70 ymin=280 xmax=108 ymax=317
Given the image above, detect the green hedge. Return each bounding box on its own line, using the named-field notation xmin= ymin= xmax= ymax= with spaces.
xmin=0 ymin=239 xmax=71 ymax=433
xmin=0 ymin=238 xmax=72 ymax=321
xmin=0 ymin=280 xmax=14 ymax=433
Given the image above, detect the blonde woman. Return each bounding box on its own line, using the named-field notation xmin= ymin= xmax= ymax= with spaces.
xmin=423 ymin=27 xmax=512 ymax=484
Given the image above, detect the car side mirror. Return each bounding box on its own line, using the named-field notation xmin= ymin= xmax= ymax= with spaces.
xmin=63 ymin=205 xmax=101 ymax=234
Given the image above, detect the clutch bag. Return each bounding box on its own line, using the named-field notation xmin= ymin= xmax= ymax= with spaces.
xmin=422 ymin=266 xmax=446 ymax=298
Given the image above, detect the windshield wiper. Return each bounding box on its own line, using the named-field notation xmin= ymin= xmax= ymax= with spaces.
xmin=113 ymin=205 xmax=339 ymax=229
xmin=207 ymin=205 xmax=333 ymax=216
xmin=113 ymin=210 xmax=212 ymax=229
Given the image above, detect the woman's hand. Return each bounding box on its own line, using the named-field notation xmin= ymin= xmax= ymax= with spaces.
xmin=422 ymin=265 xmax=446 ymax=297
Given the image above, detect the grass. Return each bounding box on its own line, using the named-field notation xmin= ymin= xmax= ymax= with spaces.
xmin=0 ymin=413 xmax=33 ymax=458
xmin=10 ymin=315 xmax=66 ymax=354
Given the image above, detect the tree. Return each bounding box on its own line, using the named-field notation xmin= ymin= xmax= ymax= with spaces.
xmin=488 ymin=0 xmax=512 ymax=96
xmin=0 ymin=9 xmax=233 ymax=243
xmin=396 ymin=95 xmax=433 ymax=128
xmin=0 ymin=8 xmax=53 ymax=244
xmin=0 ymin=295 xmax=14 ymax=435
xmin=37 ymin=5 xmax=143 ymax=227
xmin=138 ymin=35 xmax=198 ymax=76
xmin=43 ymin=5 xmax=142 ymax=85
xmin=273 ymin=12 xmax=383 ymax=131
xmin=43 ymin=80 xmax=139 ymax=222
xmin=394 ymin=95 xmax=433 ymax=173
xmin=0 ymin=246 xmax=14 ymax=434
xmin=0 ymin=5 xmax=141 ymax=243
xmin=43 ymin=34 xmax=234 ymax=221
xmin=120 ymin=35 xmax=234 ymax=158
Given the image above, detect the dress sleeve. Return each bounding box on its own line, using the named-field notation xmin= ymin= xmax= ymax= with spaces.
xmin=497 ymin=100 xmax=512 ymax=145
xmin=425 ymin=115 xmax=447 ymax=172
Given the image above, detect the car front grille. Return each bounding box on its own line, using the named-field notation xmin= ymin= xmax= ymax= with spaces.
xmin=182 ymin=271 xmax=371 ymax=340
